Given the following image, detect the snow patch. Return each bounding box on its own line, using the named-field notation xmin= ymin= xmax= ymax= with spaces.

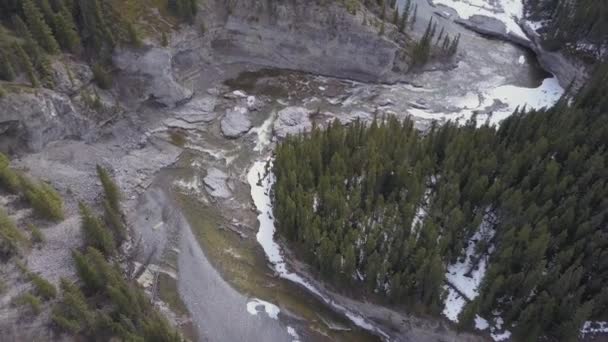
xmin=246 ymin=298 xmax=281 ymax=319
xmin=491 ymin=330 xmax=512 ymax=341
xmin=442 ymin=285 xmax=467 ymax=322
xmin=582 ymin=321 xmax=608 ymax=335
xmin=518 ymin=55 xmax=525 ymax=64
xmin=445 ymin=215 xmax=494 ymax=300
xmin=475 ymin=315 xmax=490 ymax=330
xmin=287 ymin=326 xmax=301 ymax=342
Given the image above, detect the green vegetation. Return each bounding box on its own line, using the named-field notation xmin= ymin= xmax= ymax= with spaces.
xmin=28 ymin=272 xmax=57 ymax=300
xmin=29 ymin=224 xmax=44 ymax=245
xmin=51 ymin=163 xmax=180 ymax=340
xmin=13 ymin=292 xmax=42 ymax=315
xmin=79 ymin=203 xmax=116 ymax=257
xmin=98 ymin=165 xmax=127 ymax=245
xmin=20 ymin=175 xmax=64 ymax=221
xmin=0 ymin=0 xmax=192 ymax=89
xmin=0 ymin=152 xmax=21 ymax=193
xmin=53 ymin=249 xmax=182 ymax=341
xmin=273 ymin=65 xmax=608 ymax=341
xmin=0 ymin=208 xmax=26 ymax=260
xmin=412 ymin=17 xmax=459 ymax=67
xmin=0 ymin=153 xmax=65 ymax=221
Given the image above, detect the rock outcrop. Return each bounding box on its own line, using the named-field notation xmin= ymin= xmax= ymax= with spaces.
xmin=208 ymin=0 xmax=411 ymax=82
xmin=450 ymin=14 xmax=588 ymax=88
xmin=113 ymin=47 xmax=193 ymax=108
xmin=174 ymin=96 xmax=218 ymax=123
xmin=0 ymin=88 xmax=91 ymax=153
xmin=521 ymin=22 xmax=588 ymax=89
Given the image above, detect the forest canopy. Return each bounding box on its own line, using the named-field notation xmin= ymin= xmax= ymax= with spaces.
xmin=273 ymin=64 xmax=608 ymax=341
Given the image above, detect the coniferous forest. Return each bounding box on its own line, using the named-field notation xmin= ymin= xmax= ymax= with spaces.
xmin=526 ymin=0 xmax=607 ymax=59
xmin=273 ymin=64 xmax=608 ymax=341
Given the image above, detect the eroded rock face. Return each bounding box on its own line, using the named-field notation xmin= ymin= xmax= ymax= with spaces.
xmin=274 ymin=106 xmax=312 ymax=139
xmin=0 ymin=89 xmax=90 ymax=152
xmin=220 ymin=106 xmax=252 ymax=138
xmin=521 ymin=22 xmax=588 ymax=89
xmin=209 ymin=0 xmax=409 ymax=82
xmin=113 ymin=47 xmax=193 ymax=108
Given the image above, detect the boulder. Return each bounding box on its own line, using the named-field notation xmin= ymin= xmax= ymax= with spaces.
xmin=220 ymin=106 xmax=252 ymax=139
xmin=273 ymin=107 xmax=312 ymax=139
xmin=203 ymin=168 xmax=231 ymax=199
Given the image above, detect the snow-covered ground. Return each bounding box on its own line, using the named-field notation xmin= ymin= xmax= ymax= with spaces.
xmin=582 ymin=321 xmax=608 ymax=335
xmin=445 ymin=217 xmax=494 ymax=300
xmin=440 ymin=213 xmax=515 ymax=342
xmin=432 ymin=0 xmax=527 ymax=39
xmin=247 ymin=159 xmax=391 ymax=340
xmin=408 ymin=76 xmax=564 ymax=126
xmin=442 ymin=214 xmax=494 ymax=315
xmin=443 ymin=284 xmax=468 ymax=321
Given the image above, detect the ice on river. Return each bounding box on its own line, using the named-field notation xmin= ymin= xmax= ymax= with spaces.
xmin=247 ymin=159 xmax=391 ymax=340
xmin=432 ymin=0 xmax=528 ymax=39
xmin=408 ymin=76 xmax=564 ymax=126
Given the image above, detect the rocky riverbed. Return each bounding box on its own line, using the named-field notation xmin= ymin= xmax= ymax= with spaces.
xmin=0 ymin=0 xmax=573 ymax=341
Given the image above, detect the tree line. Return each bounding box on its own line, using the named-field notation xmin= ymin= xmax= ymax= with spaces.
xmin=272 ymin=64 xmax=608 ymax=341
